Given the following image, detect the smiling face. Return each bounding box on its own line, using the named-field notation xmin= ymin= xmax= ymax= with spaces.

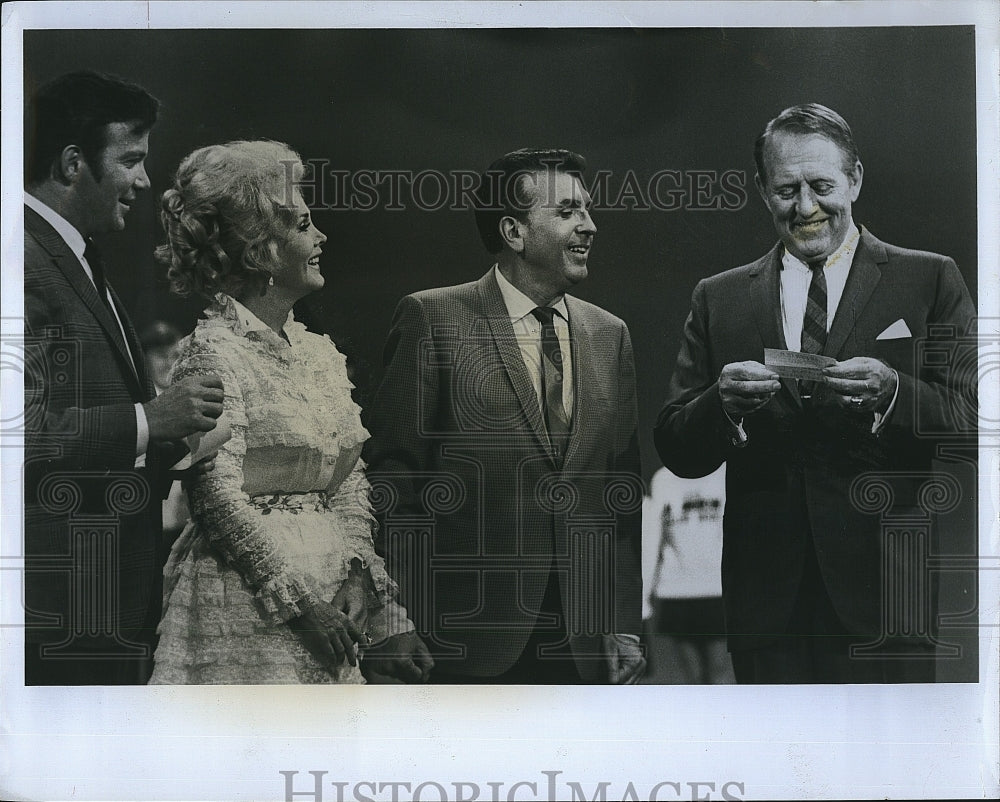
xmin=270 ymin=188 xmax=327 ymax=300
xmin=511 ymin=169 xmax=596 ymax=299
xmin=76 ymin=121 xmax=152 ymax=235
xmin=755 ymin=131 xmax=863 ymax=263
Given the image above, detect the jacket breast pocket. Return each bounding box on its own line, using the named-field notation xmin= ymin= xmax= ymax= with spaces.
xmin=869 ymin=337 xmax=916 ymax=376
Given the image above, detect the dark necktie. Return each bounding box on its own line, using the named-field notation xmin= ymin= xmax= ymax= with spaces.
xmin=799 ymin=258 xmax=827 ymax=397
xmin=800 ymin=258 xmax=828 ymax=354
xmin=84 ymin=239 xmax=113 ymax=311
xmin=530 ymin=306 xmax=571 ymax=465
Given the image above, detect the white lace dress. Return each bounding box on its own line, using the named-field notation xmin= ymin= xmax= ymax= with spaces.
xmin=150 ymin=295 xmax=407 ymax=684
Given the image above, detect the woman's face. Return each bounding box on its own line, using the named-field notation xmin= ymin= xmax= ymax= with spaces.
xmin=271 ymin=188 xmax=327 ymax=299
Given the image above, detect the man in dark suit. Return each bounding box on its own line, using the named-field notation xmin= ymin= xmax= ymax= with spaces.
xmin=654 ymin=104 xmax=976 ymax=683
xmin=365 ymin=149 xmax=645 ymax=683
xmin=23 ymin=71 xmax=224 ymax=684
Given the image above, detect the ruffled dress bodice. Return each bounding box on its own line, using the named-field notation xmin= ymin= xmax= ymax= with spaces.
xmin=150 ymin=295 xmax=401 ymax=684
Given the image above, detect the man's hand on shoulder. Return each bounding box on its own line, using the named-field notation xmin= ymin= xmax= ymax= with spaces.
xmin=144 ymin=374 xmax=224 ymax=442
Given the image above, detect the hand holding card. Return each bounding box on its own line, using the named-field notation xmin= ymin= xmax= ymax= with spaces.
xmin=764 ymin=348 xmax=837 ymax=381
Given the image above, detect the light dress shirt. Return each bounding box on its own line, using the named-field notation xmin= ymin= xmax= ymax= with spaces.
xmin=728 ymin=222 xmax=896 ymax=443
xmin=493 ymin=264 xmax=574 ymax=418
xmin=492 ymin=266 xmax=639 ymax=651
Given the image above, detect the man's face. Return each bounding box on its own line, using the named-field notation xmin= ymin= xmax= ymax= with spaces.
xmin=516 ymin=169 xmax=596 ymax=293
xmin=76 ymin=121 xmax=151 ymax=235
xmin=755 ymin=131 xmax=862 ymax=263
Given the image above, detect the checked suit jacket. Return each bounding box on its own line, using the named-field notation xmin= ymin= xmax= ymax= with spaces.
xmin=364 ymin=269 xmax=644 ymax=680
xmin=23 ymin=205 xmax=183 ymax=674
xmin=653 ymin=228 xmax=977 ymax=653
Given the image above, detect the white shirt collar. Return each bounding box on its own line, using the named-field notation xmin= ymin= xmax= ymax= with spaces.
xmin=492 ymin=264 xmax=569 ymax=323
xmin=24 ymin=191 xmax=87 ymax=260
xmin=781 ymin=221 xmax=860 ymax=273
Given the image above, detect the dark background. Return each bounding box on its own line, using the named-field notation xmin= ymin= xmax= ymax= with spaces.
xmin=23 ymin=27 xmax=979 ymax=484
xmin=23 ymin=27 xmax=980 ymax=680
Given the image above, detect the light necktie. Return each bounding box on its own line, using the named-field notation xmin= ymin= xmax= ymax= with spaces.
xmin=530 ymin=306 xmax=571 ymax=465
xmin=799 ymin=257 xmax=827 ymax=397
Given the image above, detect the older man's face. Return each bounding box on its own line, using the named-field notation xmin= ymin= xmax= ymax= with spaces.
xmin=755 ymin=131 xmax=862 ymax=263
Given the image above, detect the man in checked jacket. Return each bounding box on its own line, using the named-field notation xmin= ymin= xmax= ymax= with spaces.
xmin=23 ymin=71 xmax=223 ymax=684
xmin=365 ymin=148 xmax=645 ymax=684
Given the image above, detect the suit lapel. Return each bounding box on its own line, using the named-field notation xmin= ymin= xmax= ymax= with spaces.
xmin=562 ymin=297 xmax=593 ymax=468
xmin=25 ymin=206 xmax=145 ymax=399
xmin=824 ymin=228 xmax=885 ymax=359
xmin=749 ymin=246 xmax=801 ymax=405
xmin=109 ymin=284 xmax=150 ymax=395
xmin=477 ymin=271 xmax=552 ymax=457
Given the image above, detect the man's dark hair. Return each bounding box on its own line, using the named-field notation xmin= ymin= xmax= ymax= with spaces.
xmin=474 ymin=148 xmax=587 ymax=254
xmin=754 ymin=103 xmax=860 ymax=185
xmin=25 ymin=70 xmax=159 ymax=185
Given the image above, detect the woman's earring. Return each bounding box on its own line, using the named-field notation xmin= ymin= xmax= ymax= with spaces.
xmin=268 ymin=275 xmax=275 ymax=286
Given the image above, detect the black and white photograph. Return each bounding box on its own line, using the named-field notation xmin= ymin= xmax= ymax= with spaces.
xmin=1 ymin=1 xmax=997 ymax=800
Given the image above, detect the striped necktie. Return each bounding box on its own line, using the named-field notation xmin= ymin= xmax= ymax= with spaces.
xmin=530 ymin=306 xmax=571 ymax=466
xmin=800 ymin=257 xmax=828 ymax=354
xmin=799 ymin=258 xmax=827 ymax=397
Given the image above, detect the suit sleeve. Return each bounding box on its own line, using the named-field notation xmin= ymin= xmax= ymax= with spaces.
xmin=364 ymin=295 xmax=439 ymax=529
xmin=881 ymin=257 xmax=977 ymax=441
xmin=23 ymin=265 xmax=137 ymax=479
xmin=652 ymin=279 xmax=733 ymax=478
xmin=612 ymin=321 xmax=644 ymax=636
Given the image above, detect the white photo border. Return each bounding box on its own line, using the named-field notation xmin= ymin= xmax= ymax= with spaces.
xmin=1 ymin=3 xmax=997 ymax=801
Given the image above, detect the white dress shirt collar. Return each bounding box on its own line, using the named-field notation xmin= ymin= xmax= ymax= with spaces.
xmin=490 ymin=264 xmax=574 ymax=417
xmin=24 ymin=192 xmax=87 ymax=262
xmin=493 ymin=264 xmax=569 ymax=323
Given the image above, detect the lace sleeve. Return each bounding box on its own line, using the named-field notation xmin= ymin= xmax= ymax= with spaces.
xmin=325 ymin=458 xmax=403 ymax=609
xmin=328 ymin=461 xmax=415 ymax=643
xmin=175 ymin=340 xmax=320 ymax=624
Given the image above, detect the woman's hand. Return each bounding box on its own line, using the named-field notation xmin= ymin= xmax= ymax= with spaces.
xmin=289 ymin=599 xmax=363 ymax=669
xmin=331 ymin=568 xmax=370 ymax=634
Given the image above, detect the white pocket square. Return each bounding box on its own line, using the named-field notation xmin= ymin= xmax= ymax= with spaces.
xmin=876 ymin=319 xmax=912 ymax=340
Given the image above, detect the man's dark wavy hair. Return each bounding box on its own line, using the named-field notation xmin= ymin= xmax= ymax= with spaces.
xmin=25 ymin=70 xmax=159 ymax=184
xmin=474 ymin=148 xmax=587 ymax=254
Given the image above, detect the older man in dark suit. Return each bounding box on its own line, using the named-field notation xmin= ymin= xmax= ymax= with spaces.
xmin=365 ymin=149 xmax=645 ymax=684
xmin=23 ymin=71 xmax=224 ymax=684
xmin=654 ymin=104 xmax=976 ymax=683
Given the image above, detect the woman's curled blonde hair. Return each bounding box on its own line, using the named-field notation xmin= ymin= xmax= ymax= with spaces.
xmin=156 ymin=139 xmax=306 ymax=299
